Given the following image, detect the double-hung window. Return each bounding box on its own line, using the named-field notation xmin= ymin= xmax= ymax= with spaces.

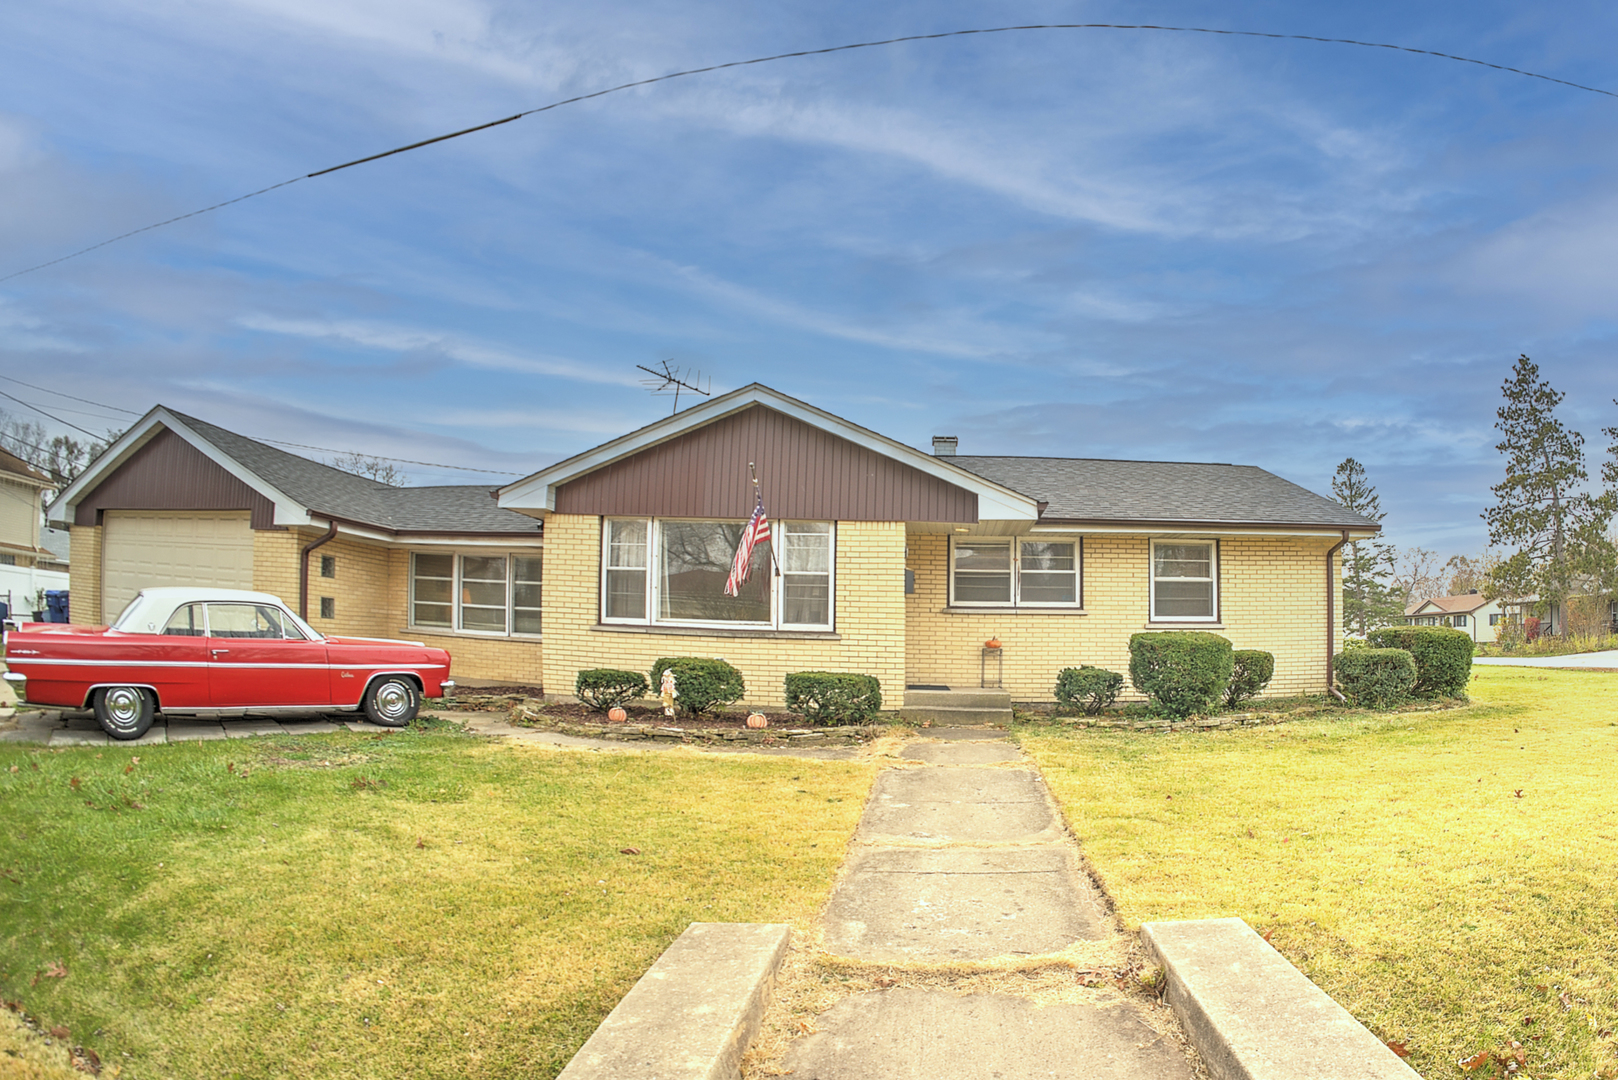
xmin=601 ymin=518 xmax=834 ymax=631
xmin=948 ymin=537 xmax=1081 ymax=607
xmin=1150 ymin=540 xmax=1217 ymax=621
xmin=410 ymin=552 xmax=542 ymax=636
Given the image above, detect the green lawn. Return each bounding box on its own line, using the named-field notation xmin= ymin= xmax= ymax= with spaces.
xmin=0 ymin=721 xmax=877 ymax=1079
xmin=1018 ymin=668 xmax=1618 ymax=1080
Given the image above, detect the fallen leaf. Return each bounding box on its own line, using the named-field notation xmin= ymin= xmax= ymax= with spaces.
xmin=227 ymin=763 xmax=234 ymax=773
xmin=44 ymin=961 xmax=67 ymax=978
xmin=130 ymin=757 xmax=140 ymax=765
xmin=415 ymin=838 xmax=425 ymax=849
xmin=1460 ymin=1050 xmax=1491 ymax=1071
xmin=123 ymin=765 xmax=133 ymax=775
xmin=70 ymin=1044 xmax=101 ymax=1074
xmin=619 ymin=847 xmax=641 ymax=855
xmin=1386 ymin=1040 xmax=1410 ymax=1058
xmin=49 ymin=1025 xmax=70 ymax=1038
xmin=1560 ymin=991 xmax=1572 ymax=1010
xmin=1261 ymin=928 xmax=1275 ymax=943
xmin=7 ymin=765 xmax=16 ymax=773
xmin=69 ymin=777 xmax=81 ymax=790
xmin=1514 ymin=789 xmax=1524 ymax=798
xmin=1523 ymin=1015 xmax=1535 ymax=1025
xmin=795 ymin=1020 xmax=817 ymax=1034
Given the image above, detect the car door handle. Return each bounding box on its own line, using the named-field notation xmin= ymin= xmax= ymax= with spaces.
xmin=211 ymin=648 xmax=230 ymax=656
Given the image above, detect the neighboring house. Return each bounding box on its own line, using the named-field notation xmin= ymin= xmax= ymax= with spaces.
xmin=1403 ymin=591 xmax=1507 ymax=643
xmin=48 ymin=386 xmax=1381 ymax=704
xmin=493 ymin=383 xmax=1377 ymax=706
xmin=48 ymin=407 xmax=544 ymax=682
xmin=0 ymin=447 xmax=70 ymax=617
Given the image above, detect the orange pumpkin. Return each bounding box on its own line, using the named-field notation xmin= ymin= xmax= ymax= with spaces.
xmin=746 ymin=713 xmax=769 ymax=729
xmin=985 ymin=637 xmax=1002 ymax=649
xmin=607 ymin=706 xmax=628 ymax=722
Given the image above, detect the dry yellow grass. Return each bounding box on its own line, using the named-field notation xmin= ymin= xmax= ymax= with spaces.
xmin=0 ymin=727 xmax=877 ymax=1079
xmin=1018 ymin=667 xmax=1618 ymax=1079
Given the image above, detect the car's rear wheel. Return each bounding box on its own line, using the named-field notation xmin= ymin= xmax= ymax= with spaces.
xmin=363 ymin=676 xmax=419 ymax=727
xmin=93 ymin=686 xmax=155 ymax=740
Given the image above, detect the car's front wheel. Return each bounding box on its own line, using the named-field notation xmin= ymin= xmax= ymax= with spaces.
xmin=363 ymin=676 xmax=419 ymax=727
xmin=93 ymin=686 xmax=155 ymax=740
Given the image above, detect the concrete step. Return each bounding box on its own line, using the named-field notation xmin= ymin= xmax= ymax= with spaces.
xmin=903 ymin=687 xmax=1012 ymax=710
xmin=900 ymin=705 xmax=1015 ymax=726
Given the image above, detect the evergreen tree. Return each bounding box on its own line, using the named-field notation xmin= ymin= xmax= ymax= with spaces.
xmin=1482 ymin=355 xmax=1603 ymax=615
xmin=1331 ymin=457 xmax=1401 ymax=634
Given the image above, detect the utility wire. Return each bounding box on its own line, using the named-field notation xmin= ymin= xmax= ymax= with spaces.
xmin=0 ymin=376 xmax=522 ymax=477
xmin=3 ymin=23 xmax=1613 ymax=284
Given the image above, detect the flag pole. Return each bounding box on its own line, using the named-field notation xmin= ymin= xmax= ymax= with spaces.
xmin=749 ymin=461 xmax=780 ymax=578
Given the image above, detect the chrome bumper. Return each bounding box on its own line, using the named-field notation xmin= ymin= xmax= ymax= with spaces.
xmin=2 ymin=671 xmax=25 ymax=685
xmin=439 ymin=680 xmax=456 ymax=694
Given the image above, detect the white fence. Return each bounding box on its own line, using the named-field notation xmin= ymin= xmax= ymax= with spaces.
xmin=0 ymin=562 xmax=72 ymax=620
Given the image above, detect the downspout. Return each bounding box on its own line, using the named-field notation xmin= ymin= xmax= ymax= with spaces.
xmin=1325 ymin=529 xmax=1350 ymax=702
xmin=299 ymin=520 xmax=339 ymax=619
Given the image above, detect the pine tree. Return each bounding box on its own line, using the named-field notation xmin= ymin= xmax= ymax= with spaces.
xmin=1331 ymin=457 xmax=1401 ymax=634
xmin=1483 ymin=355 xmax=1602 ymax=617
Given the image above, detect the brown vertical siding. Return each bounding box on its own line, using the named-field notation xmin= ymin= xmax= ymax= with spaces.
xmin=75 ymin=428 xmax=278 ymax=529
xmin=554 ymin=405 xmax=978 ymax=522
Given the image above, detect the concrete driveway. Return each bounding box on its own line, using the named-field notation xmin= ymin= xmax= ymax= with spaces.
xmin=1474 ymin=649 xmax=1618 ymax=669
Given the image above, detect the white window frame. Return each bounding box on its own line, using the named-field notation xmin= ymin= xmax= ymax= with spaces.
xmin=947 ymin=535 xmax=1084 ymax=609
xmin=600 ymin=517 xmax=836 ymax=632
xmin=1149 ymin=539 xmax=1219 ymax=623
xmin=407 ymin=550 xmax=544 ymax=639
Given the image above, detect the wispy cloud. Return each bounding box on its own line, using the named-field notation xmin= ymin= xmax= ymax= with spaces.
xmin=237 ymin=314 xmax=642 ymax=386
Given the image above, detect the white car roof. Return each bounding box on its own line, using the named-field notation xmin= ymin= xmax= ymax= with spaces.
xmin=111 ymin=587 xmax=310 ymax=636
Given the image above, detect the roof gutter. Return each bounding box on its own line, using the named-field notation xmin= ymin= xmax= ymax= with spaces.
xmin=299 ymin=520 xmax=339 ymax=619
xmin=1325 ymin=529 xmax=1350 ymax=703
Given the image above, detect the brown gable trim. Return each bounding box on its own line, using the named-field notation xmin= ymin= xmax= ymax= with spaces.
xmin=75 ymin=428 xmax=278 ymax=529
xmin=554 ymin=404 xmax=978 ymax=522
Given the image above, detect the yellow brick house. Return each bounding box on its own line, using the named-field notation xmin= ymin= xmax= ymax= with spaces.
xmin=49 ymin=407 xmax=546 ymax=683
xmin=495 ymin=384 xmax=1379 ymax=707
xmin=50 ymin=385 xmax=1378 ymax=707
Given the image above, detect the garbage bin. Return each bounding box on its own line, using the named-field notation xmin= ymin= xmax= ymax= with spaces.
xmin=45 ymin=590 xmax=70 ymax=624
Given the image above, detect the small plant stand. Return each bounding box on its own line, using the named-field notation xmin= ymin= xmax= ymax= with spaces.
xmin=980 ymin=646 xmax=1003 ymax=690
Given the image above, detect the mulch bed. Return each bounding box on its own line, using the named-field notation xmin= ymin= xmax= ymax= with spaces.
xmin=444 ymin=691 xmax=815 ymax=729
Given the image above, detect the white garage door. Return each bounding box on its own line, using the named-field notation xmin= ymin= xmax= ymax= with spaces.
xmin=102 ymin=511 xmax=255 ymax=621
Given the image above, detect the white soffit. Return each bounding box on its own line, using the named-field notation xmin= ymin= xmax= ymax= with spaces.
xmin=496 ymin=383 xmax=1039 ymax=522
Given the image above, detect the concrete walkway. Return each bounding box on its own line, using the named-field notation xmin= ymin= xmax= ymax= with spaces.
xmin=1474 ymin=649 xmax=1618 ymax=668
xmin=779 ymin=727 xmax=1200 ymax=1079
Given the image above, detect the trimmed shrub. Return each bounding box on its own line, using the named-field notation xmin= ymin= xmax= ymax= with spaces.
xmin=649 ymin=657 xmax=745 ymax=716
xmin=784 ymin=672 xmax=884 ymax=725
xmin=574 ymin=669 xmax=649 ymax=712
xmin=1128 ymin=632 xmax=1235 ymax=718
xmin=1054 ymin=666 xmax=1125 ymax=716
xmin=1224 ymin=650 xmax=1275 ymax=708
xmin=1366 ymin=626 xmax=1473 ymax=698
xmin=1335 ymin=648 xmax=1417 ymax=709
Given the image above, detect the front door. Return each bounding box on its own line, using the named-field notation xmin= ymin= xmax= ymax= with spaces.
xmin=205 ymin=602 xmax=331 ymax=708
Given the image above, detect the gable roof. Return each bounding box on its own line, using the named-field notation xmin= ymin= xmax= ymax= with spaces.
xmin=498 ymin=383 xmax=1041 ymax=523
xmin=50 ymin=407 xmax=539 ymax=537
xmin=951 ymin=456 xmax=1379 ymax=531
xmin=1405 ymin=593 xmax=1492 ymax=617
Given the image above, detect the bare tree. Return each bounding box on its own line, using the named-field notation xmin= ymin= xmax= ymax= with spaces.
xmin=0 ymin=408 xmax=122 ymax=489
xmin=1442 ymin=552 xmax=1500 ymax=596
xmin=1391 ymin=547 xmax=1445 ymax=610
xmin=329 ymin=451 xmax=407 ymax=487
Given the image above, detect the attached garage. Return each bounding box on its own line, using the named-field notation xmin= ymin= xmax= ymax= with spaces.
xmin=101 ymin=510 xmax=254 ymax=620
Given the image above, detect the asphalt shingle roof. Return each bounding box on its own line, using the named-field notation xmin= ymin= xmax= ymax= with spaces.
xmin=170 ymin=411 xmax=540 ymax=535
xmin=949 ymin=456 xmax=1377 ymax=529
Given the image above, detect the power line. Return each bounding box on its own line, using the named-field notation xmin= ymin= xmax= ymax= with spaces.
xmin=0 ymin=378 xmax=522 ymax=477
xmin=3 ymin=23 xmax=1613 ymax=284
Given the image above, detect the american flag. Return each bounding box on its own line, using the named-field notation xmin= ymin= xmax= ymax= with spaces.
xmin=724 ymin=491 xmax=771 ymax=596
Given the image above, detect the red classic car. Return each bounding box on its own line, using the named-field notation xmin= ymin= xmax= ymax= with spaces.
xmin=2 ymin=587 xmax=455 ymax=740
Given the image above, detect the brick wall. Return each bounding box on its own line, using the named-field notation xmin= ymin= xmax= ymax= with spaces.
xmin=540 ymin=514 xmax=907 ymax=709
xmin=68 ymin=526 xmax=103 ymax=624
xmin=905 ymin=532 xmax=1340 ymax=702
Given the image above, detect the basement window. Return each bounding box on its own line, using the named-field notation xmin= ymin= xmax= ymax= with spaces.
xmin=320 ymin=555 xmax=336 ymax=578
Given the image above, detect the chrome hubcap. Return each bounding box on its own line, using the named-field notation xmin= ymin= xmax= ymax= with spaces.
xmin=106 ymin=687 xmax=142 ymax=727
xmin=375 ymin=682 xmax=412 ymax=720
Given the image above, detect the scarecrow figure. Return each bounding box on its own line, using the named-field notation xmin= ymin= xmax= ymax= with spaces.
xmin=659 ymin=669 xmax=678 ymax=717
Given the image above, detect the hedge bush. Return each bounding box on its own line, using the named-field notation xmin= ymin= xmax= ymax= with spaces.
xmin=1128 ymin=632 xmax=1235 ymax=718
xmin=574 ymin=668 xmax=649 ymax=711
xmin=1366 ymin=625 xmax=1473 ymax=698
xmin=649 ymin=657 xmax=746 ymax=716
xmin=1054 ymin=666 xmax=1125 ymax=716
xmin=1335 ymin=648 xmax=1417 ymax=709
xmin=784 ymin=672 xmax=883 ymax=725
xmin=1224 ymin=650 xmax=1275 ymax=708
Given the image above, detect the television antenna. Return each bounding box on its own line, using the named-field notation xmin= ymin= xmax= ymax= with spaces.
xmin=637 ymin=360 xmax=711 ymax=414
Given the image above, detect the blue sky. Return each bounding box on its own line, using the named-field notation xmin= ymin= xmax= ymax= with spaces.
xmin=4 ymin=1 xmax=1617 ymax=555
